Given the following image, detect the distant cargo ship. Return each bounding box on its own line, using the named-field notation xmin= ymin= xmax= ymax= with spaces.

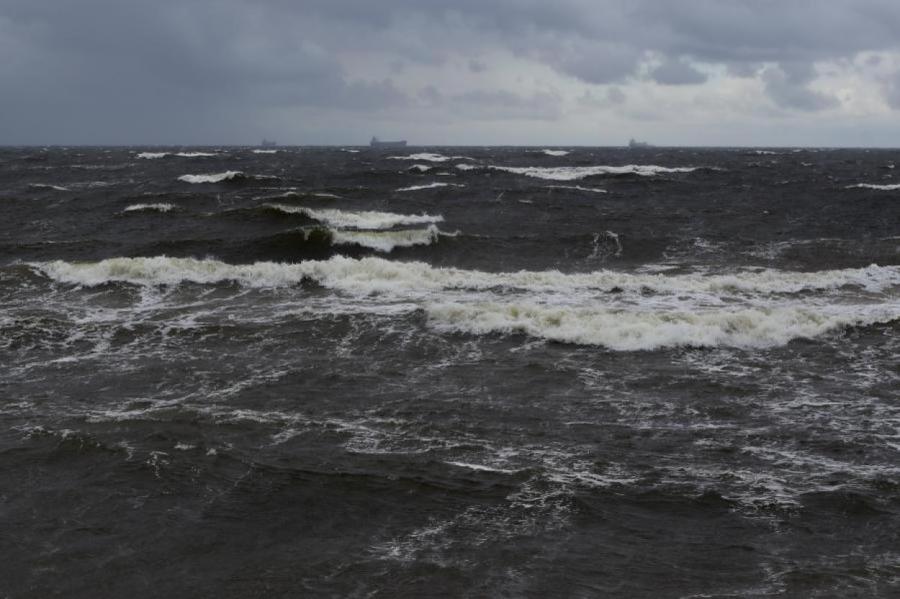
xmin=370 ymin=136 xmax=407 ymax=148
xmin=628 ymin=138 xmax=652 ymax=148
xmin=260 ymin=139 xmax=277 ymax=147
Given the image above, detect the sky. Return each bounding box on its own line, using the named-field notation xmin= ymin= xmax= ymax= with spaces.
xmin=2 ymin=0 xmax=900 ymax=146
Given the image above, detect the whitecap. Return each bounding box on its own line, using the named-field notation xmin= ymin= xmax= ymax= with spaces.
xmin=136 ymin=152 xmax=168 ymax=159
xmin=331 ymin=226 xmax=442 ymax=252
xmin=395 ymin=182 xmax=464 ymax=192
xmin=252 ymin=149 xmax=278 ymax=154
xmin=28 ymin=183 xmax=70 ymax=191
xmin=264 ymin=204 xmax=443 ymax=229
xmin=546 ymin=185 xmax=607 ymax=194
xmin=425 ymin=302 xmax=898 ymax=351
xmin=541 ymin=149 xmax=570 ymax=157
xmin=123 ymin=203 xmax=175 ymax=213
xmin=489 ymin=164 xmax=700 ymax=181
xmin=178 ymin=171 xmax=245 ymax=184
xmin=389 ymin=153 xmax=474 ymax=163
xmin=847 ymin=183 xmax=900 ymax=191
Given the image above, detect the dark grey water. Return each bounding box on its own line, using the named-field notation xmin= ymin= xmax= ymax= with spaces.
xmin=1 ymin=146 xmax=898 ymax=597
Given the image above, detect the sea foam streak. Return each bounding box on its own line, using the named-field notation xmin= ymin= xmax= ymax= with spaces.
xmin=123 ymin=203 xmax=175 ymax=213
xmin=30 ymin=256 xmax=899 ymax=349
xmin=847 ymin=183 xmax=900 ymax=191
xmin=489 ymin=165 xmax=701 ymax=181
xmin=178 ymin=171 xmax=245 ymax=184
xmin=425 ymin=302 xmax=897 ymax=351
xmin=265 ymin=204 xmax=443 ymax=229
xmin=28 ymin=183 xmax=70 ymax=191
xmin=389 ymin=153 xmax=473 ymax=163
xmin=331 ymin=226 xmax=441 ymax=252
xmin=395 ymin=182 xmax=464 ymax=192
xmin=541 ymin=149 xmax=570 ymax=156
xmin=33 ymin=256 xmax=900 ymax=295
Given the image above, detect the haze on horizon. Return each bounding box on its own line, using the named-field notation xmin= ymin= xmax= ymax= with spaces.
xmin=2 ymin=0 xmax=900 ymax=147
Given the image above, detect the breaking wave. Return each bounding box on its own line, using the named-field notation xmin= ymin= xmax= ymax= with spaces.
xmin=426 ymin=302 xmax=898 ymax=351
xmin=847 ymin=183 xmax=900 ymax=191
xmin=488 ymin=165 xmax=702 ymax=181
xmin=32 ymin=256 xmax=900 ymax=296
xmin=541 ymin=149 xmax=570 ymax=156
xmin=178 ymin=171 xmax=247 ymax=184
xmin=547 ymin=185 xmax=607 ymax=194
xmin=138 ymin=152 xmax=217 ymax=159
xmin=263 ymin=204 xmax=443 ymax=230
xmin=331 ymin=226 xmax=442 ymax=252
xmin=395 ymin=182 xmax=464 ymax=192
xmin=28 ymin=183 xmax=70 ymax=191
xmin=389 ymin=153 xmax=474 ymax=163
xmin=27 ymin=256 xmax=899 ymax=350
xmin=123 ymin=203 xmax=175 ymax=213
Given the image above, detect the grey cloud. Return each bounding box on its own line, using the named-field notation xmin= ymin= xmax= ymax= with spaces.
xmin=578 ymin=87 xmax=627 ymax=109
xmin=650 ymin=58 xmax=707 ymax=85
xmin=3 ymin=0 xmax=900 ymax=143
xmin=447 ymin=90 xmax=562 ymax=120
xmin=468 ymin=59 xmax=487 ymax=73
xmin=761 ymin=66 xmax=839 ymax=112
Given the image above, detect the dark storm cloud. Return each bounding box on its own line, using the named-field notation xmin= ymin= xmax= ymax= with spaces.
xmin=1 ymin=0 xmax=899 ymax=142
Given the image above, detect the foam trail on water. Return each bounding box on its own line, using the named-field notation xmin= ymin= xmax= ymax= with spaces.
xmin=178 ymin=171 xmax=245 ymax=184
xmin=547 ymin=185 xmax=607 ymax=194
xmin=137 ymin=152 xmax=167 ymax=159
xmin=847 ymin=183 xmax=900 ymax=191
xmin=31 ymin=256 xmax=900 ymax=296
xmin=331 ymin=226 xmax=442 ymax=252
xmin=396 ymin=182 xmax=464 ymax=192
xmin=265 ymin=204 xmax=443 ymax=229
xmin=489 ymin=165 xmax=702 ymax=181
xmin=389 ymin=153 xmax=474 ymax=163
xmin=29 ymin=183 xmax=70 ymax=191
xmin=426 ymin=302 xmax=899 ymax=351
xmin=123 ymin=203 xmax=175 ymax=213
xmin=542 ymin=149 xmax=570 ymax=156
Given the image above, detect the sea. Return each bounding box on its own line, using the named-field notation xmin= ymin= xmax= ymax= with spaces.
xmin=1 ymin=146 xmax=898 ymax=598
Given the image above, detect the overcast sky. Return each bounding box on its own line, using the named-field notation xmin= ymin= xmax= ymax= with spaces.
xmin=3 ymin=0 xmax=900 ymax=146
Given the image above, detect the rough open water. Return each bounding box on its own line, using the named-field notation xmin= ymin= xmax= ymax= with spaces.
xmin=1 ymin=145 xmax=898 ymax=598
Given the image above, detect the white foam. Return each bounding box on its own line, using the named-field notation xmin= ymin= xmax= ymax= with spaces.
xmin=395 ymin=182 xmax=464 ymax=192
xmin=136 ymin=152 xmax=168 ymax=159
xmin=264 ymin=204 xmax=443 ymax=229
xmin=175 ymin=152 xmax=216 ymax=158
xmin=29 ymin=257 xmax=900 ymax=349
xmin=847 ymin=183 xmax=900 ymax=191
xmin=28 ymin=183 xmax=70 ymax=191
xmin=389 ymin=153 xmax=473 ymax=163
xmin=541 ymin=149 xmax=570 ymax=156
xmin=123 ymin=203 xmax=175 ymax=213
xmin=178 ymin=171 xmax=245 ymax=184
xmin=489 ymin=165 xmax=701 ymax=181
xmin=252 ymin=149 xmax=278 ymax=154
xmin=546 ymin=185 xmax=607 ymax=194
xmin=34 ymin=256 xmax=900 ymax=296
xmin=331 ymin=226 xmax=441 ymax=252
xmin=455 ymin=163 xmax=478 ymax=171
xmin=426 ymin=302 xmax=898 ymax=351
xmin=407 ymin=164 xmax=432 ymax=172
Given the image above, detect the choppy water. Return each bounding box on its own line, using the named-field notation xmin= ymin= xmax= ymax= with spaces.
xmin=1 ymin=146 xmax=898 ymax=597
